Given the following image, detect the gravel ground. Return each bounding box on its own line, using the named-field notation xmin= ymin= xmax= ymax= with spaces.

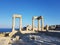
xmin=0 ymin=34 xmax=60 ymax=45
xmin=11 ymin=34 xmax=60 ymax=45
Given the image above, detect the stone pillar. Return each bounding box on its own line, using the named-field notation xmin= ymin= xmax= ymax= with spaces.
xmin=16 ymin=36 xmax=19 ymax=41
xmin=38 ymin=20 xmax=40 ymax=31
xmin=32 ymin=18 xmax=34 ymax=31
xmin=12 ymin=16 xmax=15 ymax=31
xmin=27 ymin=26 xmax=28 ymax=31
xmin=20 ymin=17 xmax=22 ymax=31
xmin=46 ymin=25 xmax=49 ymax=31
xmin=41 ymin=17 xmax=44 ymax=31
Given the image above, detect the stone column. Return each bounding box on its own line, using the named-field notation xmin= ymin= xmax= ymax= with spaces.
xmin=12 ymin=16 xmax=15 ymax=31
xmin=46 ymin=25 xmax=49 ymax=31
xmin=16 ymin=36 xmax=19 ymax=41
xmin=38 ymin=20 xmax=40 ymax=31
xmin=41 ymin=17 xmax=44 ymax=31
xmin=26 ymin=26 xmax=28 ymax=31
xmin=32 ymin=18 xmax=34 ymax=31
xmin=20 ymin=17 xmax=22 ymax=31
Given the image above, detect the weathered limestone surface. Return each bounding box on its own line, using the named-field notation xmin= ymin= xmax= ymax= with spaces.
xmin=9 ymin=30 xmax=18 ymax=37
xmin=9 ymin=15 xmax=45 ymax=37
xmin=46 ymin=25 xmax=49 ymax=30
xmin=32 ymin=16 xmax=38 ymax=31
xmin=32 ymin=16 xmax=44 ymax=31
xmin=9 ymin=14 xmax=22 ymax=37
xmin=0 ymin=37 xmax=11 ymax=45
xmin=12 ymin=14 xmax=22 ymax=31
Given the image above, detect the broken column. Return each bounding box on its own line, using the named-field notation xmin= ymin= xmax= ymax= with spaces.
xmin=16 ymin=36 xmax=19 ymax=41
xmin=26 ymin=25 xmax=28 ymax=31
xmin=46 ymin=25 xmax=49 ymax=31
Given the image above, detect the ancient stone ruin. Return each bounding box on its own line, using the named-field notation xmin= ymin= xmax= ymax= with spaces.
xmin=9 ymin=14 xmax=48 ymax=37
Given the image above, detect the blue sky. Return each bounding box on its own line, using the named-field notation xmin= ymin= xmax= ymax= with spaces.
xmin=0 ymin=0 xmax=60 ymax=28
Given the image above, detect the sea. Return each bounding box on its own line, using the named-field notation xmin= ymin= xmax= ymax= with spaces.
xmin=0 ymin=28 xmax=12 ymax=32
xmin=0 ymin=28 xmax=20 ymax=32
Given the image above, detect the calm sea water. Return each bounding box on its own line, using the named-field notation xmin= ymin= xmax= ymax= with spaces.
xmin=0 ymin=28 xmax=20 ymax=32
xmin=0 ymin=28 xmax=12 ymax=32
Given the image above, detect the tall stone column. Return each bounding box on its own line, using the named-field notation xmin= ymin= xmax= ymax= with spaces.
xmin=20 ymin=17 xmax=22 ymax=31
xmin=38 ymin=20 xmax=40 ymax=31
xmin=41 ymin=17 xmax=44 ymax=31
xmin=32 ymin=18 xmax=34 ymax=31
xmin=12 ymin=16 xmax=15 ymax=31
